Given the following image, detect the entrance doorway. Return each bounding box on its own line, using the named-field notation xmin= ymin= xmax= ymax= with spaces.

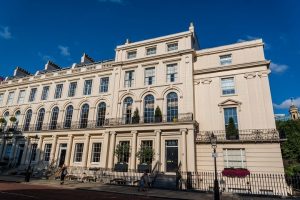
xmin=16 ymin=144 xmax=24 ymax=166
xmin=165 ymin=140 xmax=178 ymax=172
xmin=58 ymin=143 xmax=67 ymax=167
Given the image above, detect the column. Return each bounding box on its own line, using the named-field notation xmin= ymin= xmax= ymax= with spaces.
xmin=21 ymin=137 xmax=30 ymax=165
xmin=102 ymin=131 xmax=110 ymax=168
xmin=181 ymin=129 xmax=187 ymax=172
xmin=130 ymin=131 xmax=138 ymax=170
xmin=64 ymin=135 xmax=74 ymax=166
xmin=36 ymin=136 xmax=43 ymax=162
xmin=50 ymin=135 xmax=58 ymax=163
xmin=107 ymin=131 xmax=116 ymax=169
xmin=10 ymin=138 xmax=17 ymax=161
xmin=83 ymin=134 xmax=91 ymax=168
xmin=186 ymin=129 xmax=196 ymax=172
xmin=155 ymin=129 xmax=161 ymax=171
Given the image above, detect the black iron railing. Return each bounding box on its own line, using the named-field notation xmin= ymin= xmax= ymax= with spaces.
xmin=196 ymin=129 xmax=283 ymax=143
xmin=180 ymin=171 xmax=299 ymax=197
xmin=104 ymin=113 xmax=193 ymax=126
xmin=18 ymin=113 xmax=193 ymax=132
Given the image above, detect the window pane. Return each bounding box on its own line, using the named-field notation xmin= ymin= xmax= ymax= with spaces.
xmin=64 ymin=105 xmax=73 ymax=128
xmin=127 ymin=51 xmax=137 ymax=59
xmin=146 ymin=47 xmax=156 ymax=55
xmin=123 ymin=97 xmax=133 ymax=124
xmin=54 ymin=84 xmax=63 ymax=99
xmin=29 ymin=88 xmax=37 ymax=102
xmin=83 ymin=80 xmax=92 ymax=95
xmin=74 ymin=143 xmax=84 ymax=162
xmin=224 ymin=107 xmax=238 ymax=128
xmin=91 ymin=143 xmax=101 ymax=162
xmin=223 ymin=148 xmax=246 ymax=168
xmin=167 ymin=92 xmax=178 ymax=122
xmin=49 ymin=107 xmax=59 ymax=130
xmin=79 ymin=104 xmax=89 ymax=128
xmin=36 ymin=108 xmax=45 ymax=131
xmin=97 ymin=102 xmax=106 ymax=127
xmin=124 ymin=71 xmax=134 ymax=88
xmin=144 ymin=95 xmax=155 ymax=123
xmin=166 ymin=64 xmax=177 ymax=82
xmin=100 ymin=77 xmax=109 ymax=93
xmin=221 ymin=78 xmax=235 ymax=95
xmin=167 ymin=43 xmax=178 ymax=51
xmin=44 ymin=144 xmax=52 ymax=162
xmin=68 ymin=82 xmax=77 ymax=97
xmin=23 ymin=109 xmax=32 ymax=131
xmin=145 ymin=67 xmax=155 ymax=85
xmin=220 ymin=54 xmax=232 ymax=65
xmin=0 ymin=93 xmax=3 ymax=105
xmin=7 ymin=92 xmax=14 ymax=105
xmin=41 ymin=86 xmax=49 ymax=100
xmin=17 ymin=90 xmax=26 ymax=104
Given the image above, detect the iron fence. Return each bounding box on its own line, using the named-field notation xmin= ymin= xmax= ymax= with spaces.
xmin=196 ymin=129 xmax=284 ymax=143
xmin=180 ymin=171 xmax=300 ymax=197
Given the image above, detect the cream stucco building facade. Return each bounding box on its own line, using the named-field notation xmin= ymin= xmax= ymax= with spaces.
xmin=0 ymin=24 xmax=284 ymax=174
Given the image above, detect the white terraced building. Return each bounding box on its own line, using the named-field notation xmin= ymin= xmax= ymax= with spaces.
xmin=0 ymin=23 xmax=284 ymax=175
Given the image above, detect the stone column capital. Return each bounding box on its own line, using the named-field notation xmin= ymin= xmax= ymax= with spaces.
xmin=154 ymin=129 xmax=161 ymax=134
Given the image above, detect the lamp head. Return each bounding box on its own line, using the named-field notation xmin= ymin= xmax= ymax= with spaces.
xmin=210 ymin=132 xmax=217 ymax=149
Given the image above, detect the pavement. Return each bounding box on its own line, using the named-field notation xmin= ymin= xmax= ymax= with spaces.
xmin=0 ymin=175 xmax=293 ymax=200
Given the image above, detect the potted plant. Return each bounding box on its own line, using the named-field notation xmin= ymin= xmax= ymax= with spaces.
xmin=114 ymin=143 xmax=130 ymax=172
xmin=154 ymin=106 xmax=162 ymax=123
xmin=0 ymin=118 xmax=6 ymax=132
xmin=132 ymin=108 xmax=140 ymax=124
xmin=222 ymin=168 xmax=250 ymax=178
xmin=9 ymin=117 xmax=17 ymax=131
xmin=226 ymin=117 xmax=239 ymax=140
xmin=136 ymin=145 xmax=154 ymax=173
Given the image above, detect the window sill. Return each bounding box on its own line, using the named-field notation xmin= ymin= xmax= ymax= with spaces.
xmin=221 ymin=94 xmax=237 ymax=97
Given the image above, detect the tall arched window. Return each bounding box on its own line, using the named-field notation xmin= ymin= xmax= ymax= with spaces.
xmin=23 ymin=109 xmax=32 ymax=131
xmin=64 ymin=105 xmax=73 ymax=129
xmin=15 ymin=110 xmax=21 ymax=127
xmin=49 ymin=107 xmax=59 ymax=130
xmin=3 ymin=111 xmax=9 ymax=128
xmin=36 ymin=108 xmax=45 ymax=131
xmin=167 ymin=92 xmax=178 ymax=122
xmin=79 ymin=104 xmax=89 ymax=128
xmin=144 ymin=95 xmax=155 ymax=123
xmin=123 ymin=97 xmax=133 ymax=124
xmin=97 ymin=102 xmax=106 ymax=127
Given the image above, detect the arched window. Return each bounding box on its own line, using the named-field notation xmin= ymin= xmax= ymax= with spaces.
xmin=36 ymin=108 xmax=45 ymax=131
xmin=79 ymin=104 xmax=89 ymax=128
xmin=97 ymin=102 xmax=106 ymax=127
xmin=144 ymin=95 xmax=155 ymax=123
xmin=15 ymin=110 xmax=21 ymax=127
xmin=123 ymin=97 xmax=133 ymax=124
xmin=167 ymin=92 xmax=178 ymax=122
xmin=64 ymin=105 xmax=73 ymax=129
xmin=3 ymin=111 xmax=9 ymax=128
xmin=23 ymin=109 xmax=32 ymax=131
xmin=49 ymin=107 xmax=59 ymax=130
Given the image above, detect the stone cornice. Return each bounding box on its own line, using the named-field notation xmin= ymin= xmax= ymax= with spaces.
xmin=193 ymin=60 xmax=270 ymax=75
xmin=113 ymin=49 xmax=194 ymax=67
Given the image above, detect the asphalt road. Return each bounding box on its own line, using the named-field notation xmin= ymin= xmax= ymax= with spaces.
xmin=0 ymin=181 xmax=171 ymax=200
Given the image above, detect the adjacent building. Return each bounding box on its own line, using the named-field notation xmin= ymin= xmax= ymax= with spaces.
xmin=0 ymin=23 xmax=284 ymax=174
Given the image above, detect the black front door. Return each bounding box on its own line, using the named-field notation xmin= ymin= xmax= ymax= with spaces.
xmin=16 ymin=149 xmax=23 ymax=166
xmin=165 ymin=140 xmax=178 ymax=172
xmin=59 ymin=149 xmax=66 ymax=167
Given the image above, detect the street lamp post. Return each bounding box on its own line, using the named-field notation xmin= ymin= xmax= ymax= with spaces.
xmin=210 ymin=133 xmax=220 ymax=200
xmin=25 ymin=134 xmax=39 ymax=182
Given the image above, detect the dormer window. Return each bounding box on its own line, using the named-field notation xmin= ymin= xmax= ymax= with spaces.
xmin=220 ymin=54 xmax=232 ymax=65
xmin=127 ymin=51 xmax=137 ymax=59
xmin=146 ymin=47 xmax=156 ymax=55
xmin=167 ymin=42 xmax=178 ymax=52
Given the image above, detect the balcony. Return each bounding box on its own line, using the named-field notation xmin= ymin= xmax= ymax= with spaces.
xmin=196 ymin=129 xmax=285 ymax=143
xmin=19 ymin=113 xmax=194 ymax=132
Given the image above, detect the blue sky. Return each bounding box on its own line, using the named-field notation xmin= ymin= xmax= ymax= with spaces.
xmin=0 ymin=0 xmax=299 ymax=114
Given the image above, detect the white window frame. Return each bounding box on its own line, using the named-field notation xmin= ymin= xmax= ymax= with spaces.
xmin=41 ymin=86 xmax=50 ymax=100
xmin=7 ymin=91 xmax=14 ymax=105
xmin=44 ymin=144 xmax=52 ymax=162
xmin=74 ymin=143 xmax=84 ymax=163
xmin=166 ymin=63 xmax=178 ymax=83
xmin=28 ymin=88 xmax=37 ymax=102
xmin=221 ymin=77 xmax=236 ymax=96
xmin=223 ymin=148 xmax=246 ymax=168
xmin=146 ymin=46 xmax=156 ymax=56
xmin=220 ymin=54 xmax=232 ymax=65
xmin=91 ymin=142 xmax=102 ymax=163
xmin=144 ymin=67 xmax=155 ymax=86
xmin=127 ymin=50 xmax=137 ymax=59
xmin=100 ymin=77 xmax=109 ymax=93
xmin=54 ymin=84 xmax=63 ymax=99
xmin=167 ymin=42 xmax=178 ymax=52
xmin=83 ymin=79 xmax=93 ymax=95
xmin=17 ymin=90 xmax=26 ymax=104
xmin=124 ymin=70 xmax=134 ymax=88
xmin=68 ymin=82 xmax=77 ymax=97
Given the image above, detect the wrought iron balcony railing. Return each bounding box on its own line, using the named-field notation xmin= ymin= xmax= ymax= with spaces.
xmin=17 ymin=113 xmax=194 ymax=132
xmin=196 ymin=129 xmax=284 ymax=143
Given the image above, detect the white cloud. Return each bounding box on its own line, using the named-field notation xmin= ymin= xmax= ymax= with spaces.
xmin=273 ymin=97 xmax=300 ymax=109
xmin=98 ymin=0 xmax=123 ymax=3
xmin=38 ymin=52 xmax=53 ymax=62
xmin=58 ymin=45 xmax=70 ymax=56
xmin=0 ymin=26 xmax=12 ymax=39
xmin=270 ymin=62 xmax=288 ymax=73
